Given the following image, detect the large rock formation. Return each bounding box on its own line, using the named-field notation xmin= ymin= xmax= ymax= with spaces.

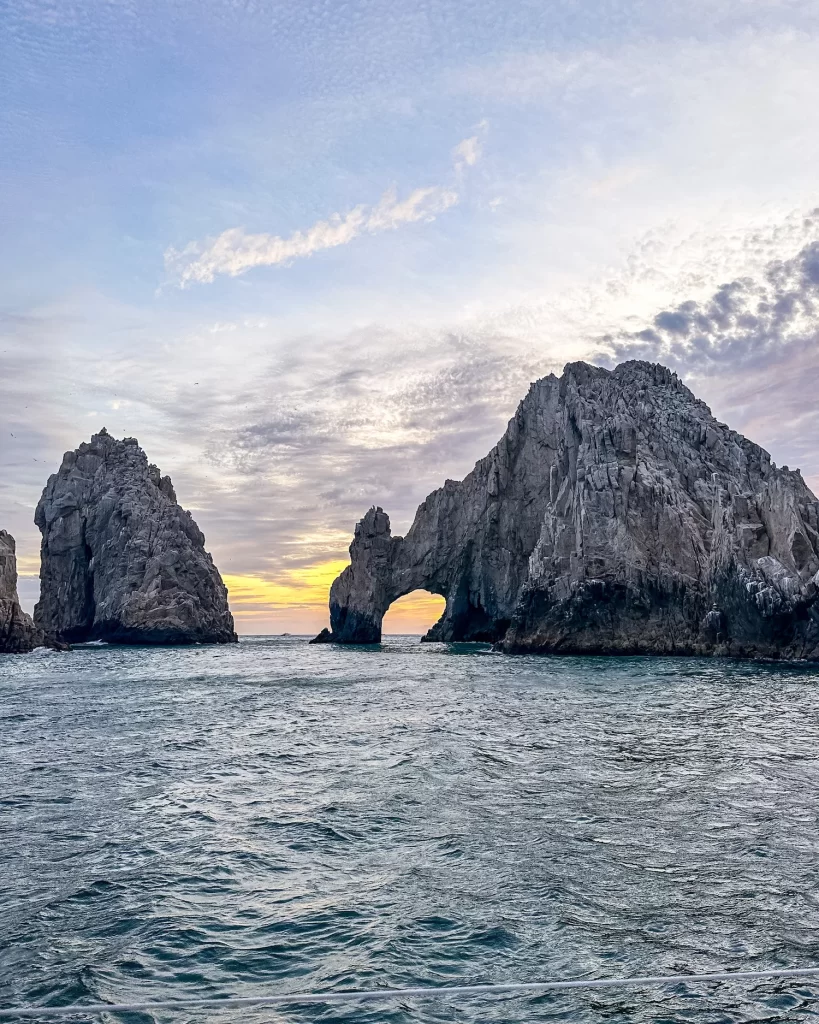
xmin=315 ymin=360 xmax=819 ymax=659
xmin=34 ymin=430 xmax=237 ymax=645
xmin=1 ymin=530 xmax=43 ymax=653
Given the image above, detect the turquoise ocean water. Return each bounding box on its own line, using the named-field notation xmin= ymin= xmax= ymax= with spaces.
xmin=2 ymin=636 xmax=819 ymax=1022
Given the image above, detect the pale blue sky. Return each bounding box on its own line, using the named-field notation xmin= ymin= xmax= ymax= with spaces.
xmin=3 ymin=0 xmax=819 ymax=630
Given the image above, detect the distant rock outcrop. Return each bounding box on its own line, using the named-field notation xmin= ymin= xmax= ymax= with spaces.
xmin=315 ymin=361 xmax=819 ymax=659
xmin=34 ymin=430 xmax=237 ymax=645
xmin=1 ymin=530 xmax=43 ymax=654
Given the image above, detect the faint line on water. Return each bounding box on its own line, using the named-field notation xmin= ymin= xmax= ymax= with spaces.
xmin=2 ymin=966 xmax=819 ymax=1018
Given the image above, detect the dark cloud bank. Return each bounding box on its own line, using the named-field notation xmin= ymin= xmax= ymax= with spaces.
xmin=599 ymin=228 xmax=819 ymax=490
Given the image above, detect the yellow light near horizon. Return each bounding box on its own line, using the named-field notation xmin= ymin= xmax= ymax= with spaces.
xmin=223 ymin=561 xmax=446 ymax=635
xmin=222 ymin=559 xmax=350 ymax=610
xmin=15 ymin=554 xmax=41 ymax=576
xmin=382 ymin=591 xmax=445 ymax=634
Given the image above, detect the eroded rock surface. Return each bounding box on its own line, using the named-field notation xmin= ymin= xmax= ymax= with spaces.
xmin=316 ymin=360 xmax=819 ymax=659
xmin=35 ymin=430 xmax=237 ymax=645
xmin=1 ymin=530 xmax=43 ymax=653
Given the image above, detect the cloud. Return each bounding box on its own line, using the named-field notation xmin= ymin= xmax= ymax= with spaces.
xmin=452 ymin=133 xmax=482 ymax=172
xmin=600 ymin=225 xmax=819 ymax=370
xmin=598 ymin=227 xmax=819 ymax=495
xmin=165 ymin=128 xmax=487 ymax=287
xmin=166 ymin=176 xmax=466 ymax=287
xmin=165 ymin=323 xmax=547 ymax=631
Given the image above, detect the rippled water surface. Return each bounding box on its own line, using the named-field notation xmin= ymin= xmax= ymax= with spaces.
xmin=3 ymin=637 xmax=819 ymax=1023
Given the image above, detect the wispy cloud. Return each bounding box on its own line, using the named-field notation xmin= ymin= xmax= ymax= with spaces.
xmin=165 ymin=186 xmax=457 ymax=286
xmin=164 ymin=135 xmax=483 ymax=286
xmin=452 ymin=125 xmax=485 ymax=173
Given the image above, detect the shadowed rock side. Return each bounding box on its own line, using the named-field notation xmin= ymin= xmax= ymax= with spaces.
xmin=313 ymin=360 xmax=819 ymax=659
xmin=0 ymin=530 xmax=43 ymax=653
xmin=34 ymin=430 xmax=237 ymax=645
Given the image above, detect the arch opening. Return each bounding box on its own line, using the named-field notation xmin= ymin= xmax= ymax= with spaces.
xmin=381 ymin=590 xmax=446 ymax=636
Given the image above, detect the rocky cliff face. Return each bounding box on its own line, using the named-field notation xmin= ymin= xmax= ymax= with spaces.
xmin=1 ymin=530 xmax=43 ymax=653
xmin=316 ymin=360 xmax=819 ymax=659
xmin=34 ymin=430 xmax=237 ymax=645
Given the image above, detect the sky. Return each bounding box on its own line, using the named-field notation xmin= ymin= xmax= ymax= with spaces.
xmin=2 ymin=0 xmax=819 ymax=635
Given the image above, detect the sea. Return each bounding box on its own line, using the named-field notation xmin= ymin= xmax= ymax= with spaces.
xmin=2 ymin=636 xmax=819 ymax=1023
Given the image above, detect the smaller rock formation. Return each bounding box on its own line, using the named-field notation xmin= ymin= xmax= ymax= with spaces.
xmin=1 ymin=530 xmax=43 ymax=653
xmin=34 ymin=430 xmax=237 ymax=645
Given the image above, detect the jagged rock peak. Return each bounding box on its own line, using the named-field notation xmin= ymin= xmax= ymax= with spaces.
xmin=34 ymin=431 xmax=237 ymax=645
xmin=315 ymin=359 xmax=819 ymax=660
xmin=1 ymin=530 xmax=44 ymax=654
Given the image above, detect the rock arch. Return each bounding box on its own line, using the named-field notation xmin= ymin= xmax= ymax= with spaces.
xmin=313 ymin=506 xmax=511 ymax=645
xmin=313 ymin=360 xmax=819 ymax=659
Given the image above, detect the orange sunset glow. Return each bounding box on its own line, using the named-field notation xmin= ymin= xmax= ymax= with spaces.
xmin=223 ymin=562 xmax=445 ymax=636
